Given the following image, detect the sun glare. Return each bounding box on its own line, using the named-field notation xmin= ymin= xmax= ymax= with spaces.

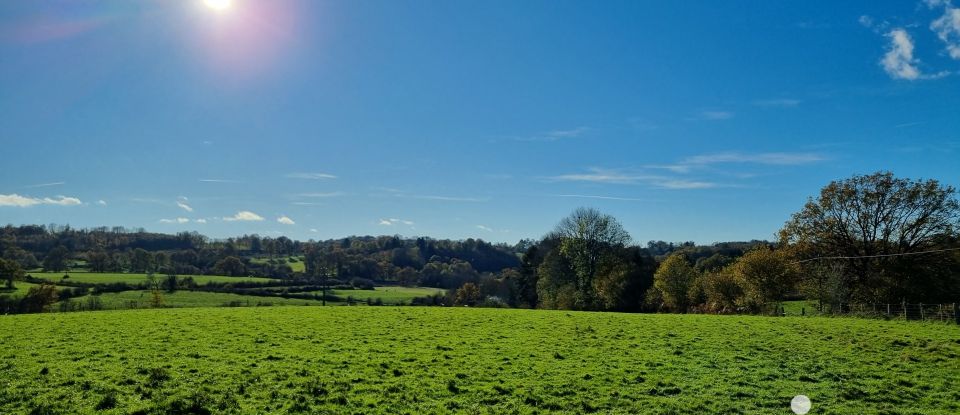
xmin=204 ymin=0 xmax=233 ymax=11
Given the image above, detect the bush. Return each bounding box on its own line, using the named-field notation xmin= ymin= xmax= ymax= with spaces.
xmin=350 ymin=277 xmax=375 ymax=290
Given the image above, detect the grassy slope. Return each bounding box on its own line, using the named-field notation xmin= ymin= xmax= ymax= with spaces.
xmin=29 ymin=272 xmax=275 ymax=285
xmin=1 ymin=308 xmax=957 ymax=414
xmin=64 ymin=290 xmax=326 ymax=309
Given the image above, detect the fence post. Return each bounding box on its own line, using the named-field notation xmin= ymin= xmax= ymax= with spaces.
xmin=902 ymin=301 xmax=907 ymax=320
xmin=919 ymin=303 xmax=924 ymax=320
xmin=887 ymin=303 xmax=890 ymax=316
xmin=954 ymin=303 xmax=959 ymax=325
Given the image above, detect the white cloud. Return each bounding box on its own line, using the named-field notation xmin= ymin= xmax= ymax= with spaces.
xmin=513 ymin=126 xmax=590 ymax=142
xmin=24 ymin=182 xmax=65 ymax=189
xmin=309 ymin=228 xmax=319 ymax=233
xmin=199 ymin=179 xmax=242 ymax=183
xmin=547 ymin=168 xmax=718 ymax=189
xmin=277 ymin=216 xmax=296 ymax=225
xmin=295 ymin=192 xmax=343 ymax=198
xmin=859 ymin=15 xmax=874 ymax=28
xmin=411 ymin=195 xmax=488 ymax=202
xmin=223 ymin=211 xmax=265 ymax=221
xmin=286 ymin=172 xmax=337 ymax=180
xmin=195 ymin=218 xmax=207 ymax=224
xmin=378 ymin=218 xmax=414 ymax=226
xmin=176 ymin=197 xmax=193 ymax=212
xmin=0 ymin=194 xmax=82 ymax=207
xmin=881 ymin=29 xmax=921 ymax=80
xmin=931 ymin=4 xmax=960 ymax=59
xmin=476 ymin=225 xmax=493 ymax=232
xmin=551 ymin=194 xmax=647 ymax=202
xmin=97 ymin=200 xmax=107 ymax=206
xmin=752 ymin=98 xmax=801 ymax=108
xmin=681 ymin=152 xmax=825 ymax=166
xmin=700 ymin=111 xmax=734 ymax=120
xmin=160 ymin=217 xmax=190 ymax=224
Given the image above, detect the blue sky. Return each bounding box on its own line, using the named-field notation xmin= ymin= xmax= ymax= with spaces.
xmin=1 ymin=0 xmax=959 ymax=244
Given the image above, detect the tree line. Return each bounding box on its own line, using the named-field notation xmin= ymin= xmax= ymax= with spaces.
xmin=2 ymin=171 xmax=957 ymax=315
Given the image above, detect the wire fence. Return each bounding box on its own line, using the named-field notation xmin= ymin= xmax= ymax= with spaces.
xmin=781 ymin=301 xmax=960 ymax=324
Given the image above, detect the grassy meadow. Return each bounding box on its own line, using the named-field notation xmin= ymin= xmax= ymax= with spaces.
xmin=330 ymin=286 xmax=447 ymax=304
xmin=0 ymin=307 xmax=957 ymax=414
xmin=29 ymin=272 xmax=275 ymax=285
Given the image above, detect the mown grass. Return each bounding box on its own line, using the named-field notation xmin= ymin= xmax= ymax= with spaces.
xmin=29 ymin=272 xmax=275 ymax=285
xmin=331 ymin=286 xmax=446 ymax=304
xmin=0 ymin=307 xmax=957 ymax=414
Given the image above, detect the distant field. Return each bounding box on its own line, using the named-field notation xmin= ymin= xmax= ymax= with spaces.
xmin=331 ymin=286 xmax=446 ymax=304
xmin=29 ymin=272 xmax=275 ymax=285
xmin=0 ymin=281 xmax=42 ymax=298
xmin=0 ymin=308 xmax=956 ymax=414
xmin=64 ymin=290 xmax=325 ymax=309
xmin=249 ymin=256 xmax=306 ymax=273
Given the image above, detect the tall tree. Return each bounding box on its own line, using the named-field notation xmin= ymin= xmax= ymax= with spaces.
xmin=652 ymin=253 xmax=697 ymax=312
xmin=42 ymin=246 xmax=70 ymax=272
xmin=0 ymin=258 xmax=25 ymax=289
xmin=552 ymin=207 xmax=631 ymax=309
xmin=780 ymin=171 xmax=960 ymax=302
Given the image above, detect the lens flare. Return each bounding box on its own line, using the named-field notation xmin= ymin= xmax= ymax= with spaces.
xmin=204 ymin=0 xmax=232 ymax=11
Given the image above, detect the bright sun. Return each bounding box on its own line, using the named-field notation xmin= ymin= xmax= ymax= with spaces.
xmin=204 ymin=0 xmax=233 ymax=11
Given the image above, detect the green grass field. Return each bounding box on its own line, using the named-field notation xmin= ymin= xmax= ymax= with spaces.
xmin=0 ymin=308 xmax=956 ymax=414
xmin=331 ymin=286 xmax=446 ymax=304
xmin=0 ymin=281 xmax=42 ymax=298
xmin=62 ymin=290 xmax=326 ymax=309
xmin=29 ymin=272 xmax=276 ymax=285
xmin=249 ymin=256 xmax=306 ymax=273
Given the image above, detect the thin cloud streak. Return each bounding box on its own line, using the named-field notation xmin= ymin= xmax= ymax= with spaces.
xmin=285 ymin=172 xmax=337 ymax=180
xmin=23 ymin=181 xmax=65 ymax=189
xmin=551 ymin=194 xmax=648 ymax=202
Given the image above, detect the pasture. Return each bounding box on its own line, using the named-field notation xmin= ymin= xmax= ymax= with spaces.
xmin=330 ymin=286 xmax=447 ymax=304
xmin=0 ymin=307 xmax=957 ymax=414
xmin=29 ymin=272 xmax=276 ymax=285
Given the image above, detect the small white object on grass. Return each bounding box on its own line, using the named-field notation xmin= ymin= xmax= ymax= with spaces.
xmin=791 ymin=395 xmax=811 ymax=414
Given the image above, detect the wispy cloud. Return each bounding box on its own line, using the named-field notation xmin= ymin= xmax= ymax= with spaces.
xmin=176 ymin=197 xmax=193 ymax=212
xmin=4 ymin=15 xmax=112 ymax=44
xmin=96 ymin=200 xmax=107 ymax=206
xmin=882 ymin=29 xmax=922 ymax=80
xmin=698 ymin=111 xmax=735 ymax=121
xmin=411 ymin=195 xmax=488 ymax=202
xmin=285 ymin=172 xmax=337 ymax=180
xmin=0 ymin=194 xmax=82 ymax=207
xmin=752 ymin=98 xmax=801 ymax=108
xmin=550 ymin=194 xmax=647 ymax=202
xmin=681 ymin=152 xmax=825 ymax=166
xmin=277 ymin=216 xmax=295 ymax=225
xmin=23 ymin=181 xmax=65 ymax=189
xmin=514 ymin=126 xmax=590 ymax=142
xmin=223 ymin=211 xmax=264 ymax=222
xmin=295 ymin=192 xmax=343 ymax=198
xmin=547 ymin=168 xmax=718 ymax=189
xmin=159 ymin=217 xmax=189 ymax=224
xmin=476 ymin=225 xmax=493 ymax=232
xmin=195 ymin=218 xmax=207 ymax=224
xmin=199 ymin=179 xmax=242 ymax=183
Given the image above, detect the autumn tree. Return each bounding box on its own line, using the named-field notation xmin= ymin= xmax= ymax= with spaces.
xmin=454 ymin=282 xmax=481 ymax=306
xmin=780 ymin=171 xmax=960 ymax=302
xmin=652 ymin=253 xmax=697 ymax=312
xmin=727 ymin=246 xmax=799 ymax=313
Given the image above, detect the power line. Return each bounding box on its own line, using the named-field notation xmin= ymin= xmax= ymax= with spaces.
xmin=793 ymin=247 xmax=960 ymax=264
